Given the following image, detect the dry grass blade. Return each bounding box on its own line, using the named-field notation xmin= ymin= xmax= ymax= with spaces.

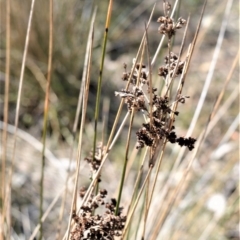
xmin=187 ymin=0 xmax=233 ymax=138
xmin=210 ymin=50 xmax=239 ymax=121
xmin=65 ymin=10 xmax=96 ymax=240
xmin=38 ymin=0 xmax=53 ymax=238
xmin=3 ymin=0 xmax=36 ymax=238
xmin=29 ymin=174 xmax=76 ymax=240
xmin=115 ymin=41 xmax=147 ymax=215
xmin=1 ymin=0 xmax=10 ymax=237
xmin=149 ymin=127 xmax=207 ymax=240
xmin=57 ymin=8 xmax=97 ymax=240
xmin=173 ymin=0 xmax=234 ymax=175
xmin=122 ymin=167 xmax=153 ymax=238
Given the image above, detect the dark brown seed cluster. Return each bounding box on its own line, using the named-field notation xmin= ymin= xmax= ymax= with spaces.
xmin=136 ymin=94 xmax=173 ymax=149
xmin=71 ymin=189 xmax=126 ymax=240
xmin=116 ymin=62 xmax=196 ymax=152
xmin=136 ymin=117 xmax=196 ymax=151
xmin=158 ymin=52 xmax=185 ymax=79
xmin=121 ymin=62 xmax=148 ymax=85
xmin=135 ymin=91 xmax=195 ymax=151
xmin=157 ymin=1 xmax=186 ymax=39
xmin=115 ymin=62 xmax=148 ymax=112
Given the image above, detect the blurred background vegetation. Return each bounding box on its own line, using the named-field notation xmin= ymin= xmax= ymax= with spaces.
xmin=0 ymin=0 xmax=238 ymax=239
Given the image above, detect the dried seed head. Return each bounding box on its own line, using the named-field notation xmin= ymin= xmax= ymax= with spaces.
xmin=158 ymin=52 xmax=185 ymax=79
xmin=157 ymin=6 xmax=186 ymax=39
xmin=116 ymin=63 xmax=149 ymax=112
xmin=71 ymin=192 xmax=126 ymax=240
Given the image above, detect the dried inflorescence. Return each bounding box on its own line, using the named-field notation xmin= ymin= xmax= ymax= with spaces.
xmin=135 ymin=92 xmax=196 ymax=151
xmin=116 ymin=60 xmax=196 ymax=152
xmin=71 ymin=190 xmax=126 ymax=240
xmin=84 ymin=142 xmax=106 ymax=181
xmin=115 ymin=88 xmax=147 ymax=112
xmin=115 ymin=62 xmax=149 ymax=112
xmin=121 ymin=62 xmax=148 ymax=85
xmin=114 ymin=1 xmax=195 ymax=156
xmin=158 ymin=52 xmax=185 ymax=79
xmin=157 ymin=1 xmax=186 ymax=39
xmin=157 ymin=16 xmax=186 ymax=39
xmin=136 ymin=122 xmax=196 ymax=151
xmin=136 ymin=95 xmax=172 ymax=149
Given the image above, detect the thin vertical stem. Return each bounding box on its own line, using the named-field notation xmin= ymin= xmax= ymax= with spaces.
xmin=1 ymin=0 xmax=11 ymax=238
xmin=115 ymin=111 xmax=135 ymax=215
xmin=6 ymin=0 xmax=36 ymax=238
xmin=39 ymin=0 xmax=53 ymax=238
xmin=92 ymin=0 xmax=112 ymax=163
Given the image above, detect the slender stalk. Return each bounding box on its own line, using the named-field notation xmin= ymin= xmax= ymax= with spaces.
xmin=39 ymin=0 xmax=53 ymax=238
xmin=122 ymin=167 xmax=152 ymax=238
xmin=187 ymin=0 xmax=232 ymax=137
xmin=141 ymin=172 xmax=150 ymax=239
xmin=56 ymin=8 xmax=97 ymax=240
xmin=127 ymin=148 xmax=148 ymax=240
xmin=6 ymin=0 xmax=36 ymax=238
xmin=115 ymin=111 xmax=135 ymax=215
xmin=1 ymin=0 xmax=11 ymax=237
xmin=65 ymin=12 xmax=95 ymax=240
xmin=149 ymin=115 xmax=209 ymax=240
xmin=92 ymin=0 xmax=112 ymax=164
xmin=105 ymin=3 xmax=156 ymax=153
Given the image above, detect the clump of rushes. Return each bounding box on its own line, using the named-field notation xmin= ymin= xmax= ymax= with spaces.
xmin=71 ymin=188 xmax=126 ymax=240
xmin=72 ymin=1 xmax=196 ymax=239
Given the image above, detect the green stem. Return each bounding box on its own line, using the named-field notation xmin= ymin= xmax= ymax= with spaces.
xmin=115 ymin=111 xmax=135 ymax=215
xmin=92 ymin=0 xmax=112 ymax=166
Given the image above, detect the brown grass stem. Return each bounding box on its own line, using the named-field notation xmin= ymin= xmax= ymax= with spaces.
xmin=149 ymin=125 xmax=207 ymax=240
xmin=122 ymin=167 xmax=152 ymax=238
xmin=38 ymin=0 xmax=53 ymax=238
xmin=186 ymin=0 xmax=233 ymax=138
xmin=5 ymin=0 xmax=36 ymax=238
xmin=1 ymin=0 xmax=11 ymax=237
xmin=65 ymin=11 xmax=95 ymax=240
xmin=56 ymin=8 xmax=97 ymax=240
